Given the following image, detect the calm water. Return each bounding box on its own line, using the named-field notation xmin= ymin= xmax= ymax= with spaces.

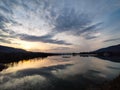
xmin=0 ymin=56 xmax=120 ymax=90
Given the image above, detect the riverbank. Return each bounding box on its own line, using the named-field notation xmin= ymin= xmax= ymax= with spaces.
xmin=88 ymin=75 xmax=120 ymax=90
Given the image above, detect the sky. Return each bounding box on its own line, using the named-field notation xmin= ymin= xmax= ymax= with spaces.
xmin=0 ymin=0 xmax=120 ymax=52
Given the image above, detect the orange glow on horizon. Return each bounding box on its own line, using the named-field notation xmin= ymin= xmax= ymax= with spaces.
xmin=1 ymin=38 xmax=73 ymax=52
xmin=1 ymin=39 xmax=51 ymax=52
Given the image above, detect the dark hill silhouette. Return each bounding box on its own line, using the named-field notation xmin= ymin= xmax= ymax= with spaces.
xmin=0 ymin=45 xmax=27 ymax=53
xmin=93 ymin=44 xmax=120 ymax=57
xmin=0 ymin=45 xmax=61 ymax=64
xmin=0 ymin=45 xmax=64 ymax=71
xmin=79 ymin=44 xmax=120 ymax=62
xmin=94 ymin=44 xmax=120 ymax=53
xmin=92 ymin=44 xmax=120 ymax=62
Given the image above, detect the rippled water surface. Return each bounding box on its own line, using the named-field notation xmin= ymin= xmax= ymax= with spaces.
xmin=0 ymin=56 xmax=120 ymax=90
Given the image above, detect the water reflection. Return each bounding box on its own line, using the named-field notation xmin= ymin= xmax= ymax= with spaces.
xmin=2 ymin=56 xmax=72 ymax=74
xmin=0 ymin=56 xmax=120 ymax=90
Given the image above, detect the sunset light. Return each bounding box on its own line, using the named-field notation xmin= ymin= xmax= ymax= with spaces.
xmin=0 ymin=0 xmax=120 ymax=90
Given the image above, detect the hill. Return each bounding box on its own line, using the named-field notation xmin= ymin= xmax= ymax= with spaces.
xmin=95 ymin=44 xmax=120 ymax=53
xmin=0 ymin=45 xmax=60 ymax=63
xmin=0 ymin=45 xmax=27 ymax=53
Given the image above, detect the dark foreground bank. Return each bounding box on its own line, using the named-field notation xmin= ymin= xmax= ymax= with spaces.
xmin=87 ymin=75 xmax=120 ymax=90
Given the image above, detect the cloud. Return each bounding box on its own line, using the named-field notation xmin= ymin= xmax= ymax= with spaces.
xmin=47 ymin=8 xmax=101 ymax=36
xmin=78 ymin=23 xmax=102 ymax=35
xmin=0 ymin=15 xmax=13 ymax=44
xmin=104 ymin=37 xmax=120 ymax=42
xmin=0 ymin=0 xmax=119 ymax=48
xmin=51 ymin=8 xmax=91 ymax=33
xmin=0 ymin=13 xmax=17 ymax=44
xmin=0 ymin=75 xmax=47 ymax=90
xmin=0 ymin=63 xmax=72 ymax=90
xmin=19 ymin=34 xmax=72 ymax=45
xmin=82 ymin=32 xmax=101 ymax=40
xmin=0 ymin=0 xmax=103 ymax=45
xmin=84 ymin=35 xmax=98 ymax=40
xmin=0 ymin=15 xmax=8 ymax=31
xmin=0 ymin=38 xmax=11 ymax=44
xmin=44 ymin=7 xmax=103 ymax=40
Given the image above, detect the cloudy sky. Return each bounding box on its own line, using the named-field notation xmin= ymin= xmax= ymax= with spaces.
xmin=0 ymin=0 xmax=120 ymax=52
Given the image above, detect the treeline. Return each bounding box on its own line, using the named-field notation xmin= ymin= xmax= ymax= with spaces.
xmin=0 ymin=52 xmax=60 ymax=63
xmin=79 ymin=52 xmax=120 ymax=57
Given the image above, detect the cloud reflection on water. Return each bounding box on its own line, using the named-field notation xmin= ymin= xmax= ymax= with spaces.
xmin=0 ymin=56 xmax=120 ymax=90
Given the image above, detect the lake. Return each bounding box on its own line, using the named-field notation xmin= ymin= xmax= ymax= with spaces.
xmin=0 ymin=55 xmax=120 ymax=90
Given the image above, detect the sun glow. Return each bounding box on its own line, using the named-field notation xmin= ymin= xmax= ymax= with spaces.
xmin=10 ymin=39 xmax=51 ymax=52
xmin=17 ymin=40 xmax=35 ymax=51
xmin=21 ymin=44 xmax=32 ymax=50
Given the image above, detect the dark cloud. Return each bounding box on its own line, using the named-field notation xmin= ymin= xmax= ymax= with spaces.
xmin=0 ymin=38 xmax=11 ymax=44
xmin=0 ymin=15 xmax=13 ymax=44
xmin=0 ymin=7 xmax=74 ymax=45
xmin=0 ymin=6 xmax=10 ymax=13
xmin=0 ymin=0 xmax=14 ymax=14
xmin=0 ymin=15 xmax=8 ymax=22
xmin=50 ymin=8 xmax=91 ymax=33
xmin=84 ymin=35 xmax=98 ymax=40
xmin=0 ymin=13 xmax=19 ymax=44
xmin=0 ymin=0 xmax=103 ymax=45
xmin=0 ymin=14 xmax=16 ymax=35
xmin=19 ymin=34 xmax=72 ymax=45
xmin=104 ymin=37 xmax=120 ymax=42
xmin=47 ymin=7 xmax=102 ymax=40
xmin=77 ymin=23 xmax=102 ymax=35
xmin=0 ymin=15 xmax=9 ymax=30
